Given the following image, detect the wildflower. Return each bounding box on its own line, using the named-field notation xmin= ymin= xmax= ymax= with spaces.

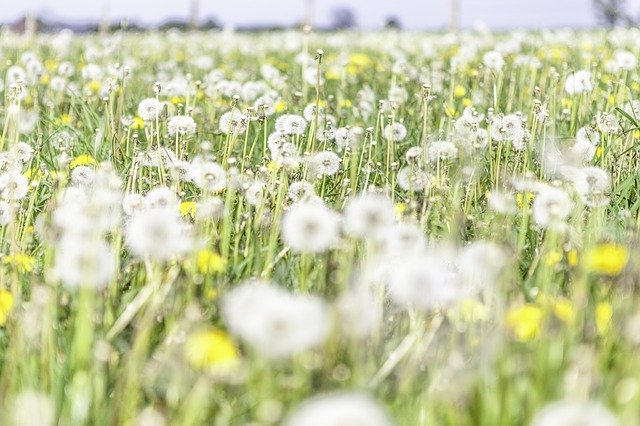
xmin=0 ymin=200 xmax=14 ymax=225
xmin=285 ymin=393 xmax=392 ymax=426
xmin=219 ymin=108 xmax=248 ymax=135
xmin=137 ymin=98 xmax=162 ymax=122
xmin=222 ymin=280 xmax=329 ymax=359
xmin=343 ymin=192 xmax=395 ymax=239
xmin=0 ymin=289 xmax=14 ymax=326
xmin=383 ymin=122 xmax=407 ymax=142
xmin=552 ymin=298 xmax=575 ymax=324
xmin=167 ymin=115 xmax=196 ymax=137
xmin=190 ymin=160 xmax=227 ymax=193
xmin=287 ymin=181 xmax=317 ymax=203
xmin=564 ymin=70 xmax=594 ymax=95
xmin=506 ymin=304 xmax=543 ymax=342
xmin=179 ymin=201 xmax=197 ymax=219
xmin=282 ymin=202 xmax=340 ymax=253
xmin=596 ymin=302 xmax=613 ymax=335
xmin=532 ymin=186 xmax=573 ymax=229
xmin=184 ymin=329 xmax=239 ymax=371
xmin=3 ymin=253 xmax=36 ymax=273
xmin=427 ymin=140 xmax=458 ymax=163
xmin=54 ymin=239 xmax=115 ymax=289
xmin=584 ymin=244 xmax=628 ymax=276
xmin=397 ymin=167 xmax=432 ymax=192
xmin=10 ymin=389 xmax=55 ymax=426
xmin=385 ymin=252 xmax=463 ymax=311
xmin=0 ymin=172 xmax=29 ymax=201
xmin=125 ymin=207 xmax=194 ymax=261
xmin=196 ymin=249 xmax=226 ymax=274
xmin=483 ymin=50 xmax=505 ymax=71
xmin=275 ymin=114 xmax=307 ymax=136
xmin=69 ymin=154 xmax=99 ymax=169
xmin=532 ymin=400 xmax=617 ymax=426
xmin=308 ymin=151 xmax=341 ymax=177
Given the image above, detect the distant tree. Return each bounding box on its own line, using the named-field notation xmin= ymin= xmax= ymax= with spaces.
xmin=330 ymin=8 xmax=357 ymax=30
xmin=384 ymin=16 xmax=402 ymax=30
xmin=593 ymin=0 xmax=632 ymax=26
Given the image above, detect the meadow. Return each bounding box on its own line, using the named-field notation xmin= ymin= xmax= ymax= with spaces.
xmin=0 ymin=27 xmax=638 ymax=425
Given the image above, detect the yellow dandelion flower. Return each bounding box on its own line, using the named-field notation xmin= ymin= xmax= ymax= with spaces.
xmin=70 ymin=155 xmax=99 ymax=169
xmin=326 ymin=69 xmax=341 ymax=80
xmin=185 ymin=329 xmax=239 ymax=370
xmin=552 ymin=298 xmax=575 ymax=324
xmin=179 ymin=201 xmax=197 ymax=219
xmin=196 ymin=250 xmax=227 ymax=275
xmin=567 ymin=249 xmax=579 ymax=267
xmin=584 ymin=244 xmax=629 ymax=276
xmin=516 ymin=192 xmax=535 ymax=208
xmin=545 ymin=250 xmax=564 ymax=266
xmin=275 ymin=100 xmax=287 ymax=113
xmin=506 ymin=304 xmax=544 ymax=342
xmin=3 ymin=253 xmax=35 ymax=273
xmin=596 ymin=302 xmax=613 ymax=335
xmin=39 ymin=74 xmax=50 ymax=85
xmin=131 ymin=116 xmax=145 ymax=130
xmin=453 ymin=85 xmax=467 ymax=98
xmin=0 ymin=289 xmax=14 ymax=326
xmin=338 ymin=99 xmax=352 ymax=109
xmin=60 ymin=114 xmax=73 ymax=126
xmin=394 ymin=202 xmax=407 ymax=215
xmin=462 ymin=98 xmax=473 ymax=107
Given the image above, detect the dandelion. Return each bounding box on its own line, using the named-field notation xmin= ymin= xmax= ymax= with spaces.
xmin=285 ymin=393 xmax=392 ymax=426
xmin=125 ymin=208 xmax=194 ymax=261
xmin=222 ymin=280 xmax=329 ymax=359
xmin=427 ymin=140 xmax=458 ymax=163
xmin=308 ymin=151 xmax=341 ymax=177
xmin=584 ymin=244 xmax=628 ymax=276
xmin=282 ymin=202 xmax=341 ymax=253
xmin=506 ymin=304 xmax=544 ymax=342
xmin=196 ymin=249 xmax=226 ymax=274
xmin=184 ymin=329 xmax=239 ymax=371
xmin=383 ymin=122 xmax=407 ymax=141
xmin=0 ymin=289 xmax=14 ymax=326
xmin=3 ymin=253 xmax=36 ymax=273
xmin=343 ymin=192 xmax=395 ymax=239
xmin=532 ymin=186 xmax=573 ymax=229
xmin=167 ymin=115 xmax=197 ymax=137
xmin=190 ymin=160 xmax=227 ymax=193
xmin=137 ymin=98 xmax=162 ymax=122
xmin=10 ymin=389 xmax=55 ymax=426
xmin=564 ymin=70 xmax=594 ymax=95
xmin=532 ymin=400 xmax=617 ymax=426
xmin=0 ymin=172 xmax=29 ymax=201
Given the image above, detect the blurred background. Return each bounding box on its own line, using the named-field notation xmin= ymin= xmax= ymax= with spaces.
xmin=1 ymin=0 xmax=640 ymax=32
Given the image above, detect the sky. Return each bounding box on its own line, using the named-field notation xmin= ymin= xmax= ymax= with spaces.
xmin=0 ymin=0 xmax=638 ymax=30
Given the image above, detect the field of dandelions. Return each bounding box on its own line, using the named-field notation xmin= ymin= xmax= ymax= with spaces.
xmin=2 ymin=26 xmax=640 ymax=425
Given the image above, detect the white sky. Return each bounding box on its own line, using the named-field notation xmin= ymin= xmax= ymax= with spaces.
xmin=0 ymin=0 xmax=638 ymax=29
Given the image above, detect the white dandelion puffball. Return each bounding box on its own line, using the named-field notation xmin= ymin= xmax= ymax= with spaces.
xmin=344 ymin=192 xmax=395 ymax=239
xmin=564 ymin=70 xmax=594 ymax=95
xmin=137 ymin=98 xmax=162 ymax=122
xmin=167 ymin=115 xmax=197 ymax=137
xmin=532 ymin=186 xmax=573 ymax=228
xmin=309 ymin=151 xmax=341 ymax=177
xmin=0 ymin=172 xmax=29 ymax=201
xmin=483 ymin=50 xmax=505 ymax=71
xmin=383 ymin=122 xmax=407 ymax=142
xmin=125 ymin=207 xmax=194 ymax=261
xmin=386 ymin=253 xmax=463 ymax=311
xmin=190 ymin=160 xmax=227 ymax=193
xmin=222 ymin=280 xmax=329 ymax=359
xmin=427 ymin=140 xmax=458 ymax=164
xmin=282 ymin=202 xmax=341 ymax=253
xmin=285 ymin=392 xmax=392 ymax=426
xmin=532 ymin=400 xmax=617 ymax=426
xmin=11 ymin=389 xmax=55 ymax=426
xmin=55 ymin=239 xmax=115 ymax=289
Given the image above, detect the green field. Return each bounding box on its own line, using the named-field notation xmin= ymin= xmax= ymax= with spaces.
xmin=0 ymin=28 xmax=637 ymax=425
